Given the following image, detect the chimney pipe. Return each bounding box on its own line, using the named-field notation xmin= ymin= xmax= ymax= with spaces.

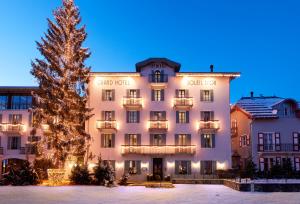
xmin=250 ymin=91 xmax=254 ymax=97
xmin=210 ymin=64 xmax=214 ymax=72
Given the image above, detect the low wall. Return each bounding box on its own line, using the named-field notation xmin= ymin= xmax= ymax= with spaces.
xmin=172 ymin=179 xmax=223 ymax=185
xmin=223 ymin=180 xmax=251 ymax=191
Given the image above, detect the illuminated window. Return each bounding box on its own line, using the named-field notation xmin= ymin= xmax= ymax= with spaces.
xmin=7 ymin=136 xmax=21 ymax=150
xmin=200 ymin=160 xmax=216 ymax=174
xmin=200 ymin=90 xmax=214 ymax=102
xmin=128 ymin=134 xmax=138 ymax=145
xmin=201 ymin=134 xmax=215 ymax=148
xmin=126 ymin=111 xmax=140 ymax=123
xmin=9 ymin=114 xmax=22 ymax=124
xmin=125 ymin=160 xmax=141 ymax=175
xmin=176 ymin=134 xmax=191 ymax=145
xmin=154 ymin=70 xmax=161 ymax=82
xmin=101 ymin=134 xmax=115 ymax=148
xmin=151 ymin=134 xmax=166 ymax=145
xmin=152 ymin=89 xmax=164 ymax=101
xmin=176 ymin=111 xmax=189 ymax=123
xmin=102 ymin=89 xmax=115 ymax=101
xmin=175 ymin=160 xmax=191 ymax=175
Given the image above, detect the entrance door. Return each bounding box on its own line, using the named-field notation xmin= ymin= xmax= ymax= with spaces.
xmin=153 ymin=158 xmax=163 ymax=181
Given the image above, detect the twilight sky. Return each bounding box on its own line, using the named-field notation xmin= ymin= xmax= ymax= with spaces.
xmin=0 ymin=0 xmax=300 ymax=103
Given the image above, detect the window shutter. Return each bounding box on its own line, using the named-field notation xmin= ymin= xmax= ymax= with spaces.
xmin=187 ymin=161 xmax=192 ymax=175
xmin=112 ymin=90 xmax=115 ymax=101
xmin=126 ymin=89 xmax=130 ymax=97
xmin=211 ymin=111 xmax=214 ymax=120
xmin=200 ymin=111 xmax=204 ymax=120
xmin=212 ymin=161 xmax=217 ymax=174
xmin=101 ymin=134 xmax=104 ymax=147
xmin=102 ymin=89 xmax=105 ymax=101
xmin=258 ymin=133 xmax=264 ymax=151
xmin=293 ymin=132 xmax=299 ymax=151
xmin=187 ymin=134 xmax=191 ymax=145
xmin=162 ymin=134 xmax=166 ymax=145
xmin=161 ymin=70 xmax=165 ymax=82
xmin=246 ymin=134 xmax=250 ymax=145
xmin=162 ymin=111 xmax=166 ymax=120
xmin=201 ymin=134 xmax=205 ymax=148
xmin=9 ymin=114 xmax=12 ymax=123
xmin=200 ymin=161 xmax=204 ymax=174
xmin=185 ymin=90 xmax=189 ymax=97
xmin=125 ymin=134 xmax=129 ymax=145
xmin=112 ymin=134 xmax=115 ymax=148
xmin=275 ymin=132 xmax=281 ymax=151
xmin=137 ymin=134 xmax=141 ymax=145
xmin=124 ymin=161 xmax=130 ymax=173
xmin=17 ymin=137 xmax=21 ymax=149
xmin=186 ymin=111 xmax=189 ymax=123
xmin=212 ymin=134 xmax=215 ymax=148
xmin=7 ymin=137 xmax=11 ymax=149
xmin=176 ymin=111 xmax=179 ymax=123
xmin=112 ymin=111 xmax=115 ymax=120
xmin=151 ymin=90 xmax=155 ymax=101
xmin=200 ymin=90 xmax=204 ymax=101
xmin=161 ymin=89 xmax=164 ymax=101
xmin=137 ymin=111 xmax=140 ymax=123
xmin=126 ymin=111 xmax=129 ymax=123
xmin=150 ymin=134 xmax=154 ymax=145
xmin=175 ymin=161 xmax=179 ymax=175
xmin=175 ymin=134 xmax=179 ymax=145
xmin=239 ymin=136 xmax=242 ymax=147
xmin=137 ymin=161 xmax=141 ymax=174
xmin=210 ymin=90 xmax=214 ymax=101
xmin=137 ymin=89 xmax=140 ymax=97
xmin=175 ymin=89 xmax=179 ymax=97
xmin=101 ymin=111 xmax=105 ymax=120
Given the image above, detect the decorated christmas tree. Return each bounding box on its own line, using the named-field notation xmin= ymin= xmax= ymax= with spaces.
xmin=31 ymin=0 xmax=92 ymax=169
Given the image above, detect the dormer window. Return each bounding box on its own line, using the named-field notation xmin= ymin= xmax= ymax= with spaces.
xmin=154 ymin=70 xmax=161 ymax=82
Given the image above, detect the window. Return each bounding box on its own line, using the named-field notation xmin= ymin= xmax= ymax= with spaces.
xmin=101 ymin=134 xmax=115 ymax=148
xmin=150 ymin=134 xmax=166 ymax=145
xmin=7 ymin=136 xmax=21 ymax=150
xmin=0 ymin=96 xmax=8 ymax=110
xmin=127 ymin=89 xmax=139 ymax=98
xmin=175 ymin=134 xmax=191 ymax=145
xmin=176 ymin=89 xmax=188 ymax=98
xmin=200 ymin=90 xmax=214 ymax=102
xmin=175 ymin=160 xmax=191 ymax=175
xmin=0 ymin=114 xmax=2 ymax=123
xmin=293 ymin=132 xmax=300 ymax=151
xmin=125 ymin=160 xmax=141 ymax=175
xmin=11 ymin=96 xmax=32 ymax=109
xmin=102 ymin=89 xmax=115 ymax=101
xmin=201 ymin=134 xmax=215 ymax=148
xmin=239 ymin=135 xmax=247 ymax=147
xmin=200 ymin=161 xmax=216 ymax=174
xmin=9 ymin=114 xmax=22 ymax=124
xmin=150 ymin=111 xmax=166 ymax=120
xmin=201 ymin=111 xmax=214 ymax=121
xmin=154 ymin=70 xmax=161 ymax=82
xmin=102 ymin=111 xmax=114 ymax=120
xmin=152 ymin=89 xmax=164 ymax=101
xmin=176 ymin=111 xmax=189 ymax=123
xmin=129 ymin=134 xmax=138 ymax=145
xmin=126 ymin=111 xmax=140 ymax=123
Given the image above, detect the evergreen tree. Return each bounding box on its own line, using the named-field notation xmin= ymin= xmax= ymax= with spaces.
xmin=241 ymin=158 xmax=257 ymax=179
xmin=31 ymin=0 xmax=92 ymax=168
xmin=69 ymin=165 xmax=91 ymax=185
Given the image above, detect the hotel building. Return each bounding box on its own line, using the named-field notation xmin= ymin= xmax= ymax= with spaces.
xmin=231 ymin=93 xmax=300 ymax=171
xmin=88 ymin=58 xmax=240 ymax=180
xmin=0 ymin=87 xmax=42 ymax=176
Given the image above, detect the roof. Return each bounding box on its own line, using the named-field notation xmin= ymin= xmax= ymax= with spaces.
xmin=0 ymin=86 xmax=38 ymax=94
xmin=135 ymin=58 xmax=181 ymax=72
xmin=233 ymin=96 xmax=285 ymax=119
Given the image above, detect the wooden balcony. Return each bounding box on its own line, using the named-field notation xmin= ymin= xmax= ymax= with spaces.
xmin=198 ymin=120 xmax=220 ymax=133
xmin=173 ymin=97 xmax=193 ymax=110
xmin=0 ymin=123 xmax=25 ymax=133
xmin=148 ymin=120 xmax=168 ymax=131
xmin=121 ymin=145 xmax=196 ymax=155
xmin=96 ymin=120 xmax=117 ymax=131
xmin=123 ymin=97 xmax=143 ymax=110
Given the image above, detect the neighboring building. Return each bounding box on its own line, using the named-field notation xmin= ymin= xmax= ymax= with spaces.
xmin=0 ymin=86 xmax=42 ymax=175
xmin=231 ymin=92 xmax=300 ymax=171
xmin=87 ymin=58 xmax=240 ymax=181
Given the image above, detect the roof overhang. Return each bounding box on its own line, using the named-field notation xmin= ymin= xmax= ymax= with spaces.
xmin=135 ymin=58 xmax=181 ymax=72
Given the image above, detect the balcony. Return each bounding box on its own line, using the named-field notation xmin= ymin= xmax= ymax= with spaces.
xmin=121 ymin=145 xmax=196 ymax=155
xmin=0 ymin=123 xmax=25 ymax=133
xmin=123 ymin=97 xmax=143 ymax=110
xmin=96 ymin=120 xmax=117 ymax=131
xmin=198 ymin=120 xmax=220 ymax=133
xmin=148 ymin=74 xmax=168 ymax=87
xmin=148 ymin=120 xmax=168 ymax=131
xmin=257 ymin=144 xmax=300 ymax=153
xmin=173 ymin=97 xmax=193 ymax=110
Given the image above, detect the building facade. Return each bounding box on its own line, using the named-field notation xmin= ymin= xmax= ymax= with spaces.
xmin=231 ymin=93 xmax=300 ymax=171
xmin=0 ymin=87 xmax=42 ymax=176
xmin=87 ymin=58 xmax=239 ymax=180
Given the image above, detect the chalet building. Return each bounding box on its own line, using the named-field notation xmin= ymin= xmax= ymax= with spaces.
xmin=231 ymin=93 xmax=300 ymax=172
xmin=0 ymin=87 xmax=42 ymax=175
xmin=88 ymin=58 xmax=240 ymax=181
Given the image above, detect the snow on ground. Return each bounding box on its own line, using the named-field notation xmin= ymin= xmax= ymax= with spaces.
xmin=0 ymin=185 xmax=300 ymax=204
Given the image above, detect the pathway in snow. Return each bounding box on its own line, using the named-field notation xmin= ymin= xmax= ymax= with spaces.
xmin=0 ymin=184 xmax=300 ymax=204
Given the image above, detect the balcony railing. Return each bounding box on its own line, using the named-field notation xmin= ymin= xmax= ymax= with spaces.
xmin=0 ymin=123 xmax=25 ymax=133
xmin=173 ymin=97 xmax=193 ymax=109
xmin=0 ymin=147 xmax=3 ymax=155
xmin=148 ymin=74 xmax=168 ymax=83
xmin=199 ymin=120 xmax=220 ymax=132
xmin=96 ymin=120 xmax=117 ymax=130
xmin=20 ymin=146 xmax=37 ymax=155
xmin=257 ymin=144 xmax=300 ymax=152
xmin=123 ymin=97 xmax=143 ymax=109
xmin=148 ymin=120 xmax=168 ymax=131
xmin=121 ymin=145 xmax=196 ymax=155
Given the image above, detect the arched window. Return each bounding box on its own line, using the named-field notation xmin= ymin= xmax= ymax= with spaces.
xmin=154 ymin=70 xmax=161 ymax=82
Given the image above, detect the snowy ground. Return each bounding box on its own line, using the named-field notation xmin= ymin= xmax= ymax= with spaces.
xmin=1 ymin=185 xmax=300 ymax=204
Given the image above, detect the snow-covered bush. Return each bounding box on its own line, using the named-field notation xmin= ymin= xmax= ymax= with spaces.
xmin=69 ymin=165 xmax=91 ymax=185
xmin=93 ymin=158 xmax=116 ymax=187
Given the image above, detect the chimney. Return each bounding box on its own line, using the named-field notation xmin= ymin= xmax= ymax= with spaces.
xmin=250 ymin=91 xmax=254 ymax=98
xmin=210 ymin=64 xmax=214 ymax=72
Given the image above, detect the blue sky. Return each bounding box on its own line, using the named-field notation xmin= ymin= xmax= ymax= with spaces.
xmin=0 ymin=0 xmax=300 ymax=103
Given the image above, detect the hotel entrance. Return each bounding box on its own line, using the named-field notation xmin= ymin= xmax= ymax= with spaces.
xmin=152 ymin=158 xmax=163 ymax=181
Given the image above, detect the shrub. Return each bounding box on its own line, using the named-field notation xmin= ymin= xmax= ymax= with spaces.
xmin=2 ymin=160 xmax=39 ymax=186
xmin=118 ymin=174 xmax=129 ymax=186
xmin=240 ymin=159 xmax=257 ymax=179
xmin=69 ymin=165 xmax=91 ymax=185
xmin=33 ymin=158 xmax=55 ymax=180
xmin=93 ymin=158 xmax=116 ymax=187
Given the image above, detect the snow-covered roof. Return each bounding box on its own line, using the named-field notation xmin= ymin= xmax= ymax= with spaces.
xmin=234 ymin=96 xmax=285 ymax=118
